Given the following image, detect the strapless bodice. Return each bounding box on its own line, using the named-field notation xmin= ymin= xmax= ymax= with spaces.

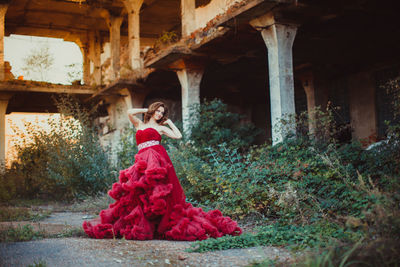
xmin=136 ymin=128 xmax=162 ymax=146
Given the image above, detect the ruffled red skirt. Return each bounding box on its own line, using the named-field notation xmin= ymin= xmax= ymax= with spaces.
xmin=83 ymin=144 xmax=242 ymax=241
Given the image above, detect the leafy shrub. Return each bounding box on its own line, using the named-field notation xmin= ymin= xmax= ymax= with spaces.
xmin=6 ymin=95 xmax=115 ymax=200
xmin=188 ymin=99 xmax=261 ymax=152
xmin=0 ymin=169 xmax=18 ymax=202
xmin=116 ymin=127 xmax=138 ymax=170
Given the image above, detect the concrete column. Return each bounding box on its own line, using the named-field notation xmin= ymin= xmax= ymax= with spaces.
xmin=175 ymin=60 xmax=204 ymax=136
xmin=181 ymin=0 xmax=196 ymax=38
xmin=348 ymin=72 xmax=377 ymax=144
xmin=250 ymin=13 xmax=297 ymax=144
xmin=0 ymin=93 xmax=12 ymax=171
xmin=299 ymin=71 xmax=317 ymax=135
xmin=122 ymin=0 xmax=144 ymax=70
xmin=89 ymin=31 xmax=102 ymax=86
xmin=80 ymin=45 xmax=91 ymax=85
xmin=110 ymin=16 xmax=123 ymax=80
xmin=0 ymin=4 xmax=8 ymax=81
xmin=100 ymin=9 xmax=124 ymax=81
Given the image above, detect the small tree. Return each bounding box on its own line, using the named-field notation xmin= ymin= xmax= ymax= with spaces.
xmin=21 ymin=45 xmax=54 ymax=81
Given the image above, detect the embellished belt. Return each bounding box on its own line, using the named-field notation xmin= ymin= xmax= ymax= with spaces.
xmin=138 ymin=140 xmax=160 ymax=150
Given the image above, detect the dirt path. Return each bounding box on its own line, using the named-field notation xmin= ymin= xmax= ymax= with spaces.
xmin=0 ymin=212 xmax=294 ymax=267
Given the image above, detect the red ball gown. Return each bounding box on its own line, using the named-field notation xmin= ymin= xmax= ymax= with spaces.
xmin=83 ymin=127 xmax=242 ymax=241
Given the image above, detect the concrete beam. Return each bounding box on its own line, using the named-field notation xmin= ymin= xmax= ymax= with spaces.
xmin=181 ymin=0 xmax=196 ymax=38
xmin=250 ymin=12 xmax=298 ymax=144
xmin=173 ymin=59 xmax=205 ymax=136
xmin=0 ymin=81 xmax=96 ymax=94
xmin=122 ymin=0 xmax=144 ymax=70
xmin=0 ymin=4 xmax=8 ymax=82
xmin=0 ymin=93 xmax=12 ymax=171
xmin=348 ymin=72 xmax=377 ymax=145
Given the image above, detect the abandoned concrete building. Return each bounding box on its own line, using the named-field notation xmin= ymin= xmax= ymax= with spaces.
xmin=1 ymin=0 xmax=400 ymax=166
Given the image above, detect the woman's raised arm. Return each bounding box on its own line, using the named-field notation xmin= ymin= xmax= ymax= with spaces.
xmin=127 ymin=108 xmax=148 ymax=128
xmin=160 ymin=119 xmax=182 ymax=139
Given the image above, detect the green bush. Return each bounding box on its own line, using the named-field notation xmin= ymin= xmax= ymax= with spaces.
xmin=116 ymin=127 xmax=138 ymax=170
xmin=5 ymin=96 xmax=115 ymax=201
xmin=188 ymin=99 xmax=261 ymax=152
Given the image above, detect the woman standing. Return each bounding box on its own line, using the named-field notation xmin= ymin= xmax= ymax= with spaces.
xmin=83 ymin=102 xmax=242 ymax=240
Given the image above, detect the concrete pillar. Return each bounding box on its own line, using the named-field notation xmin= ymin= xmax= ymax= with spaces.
xmin=0 ymin=4 xmax=8 ymax=81
xmin=89 ymin=31 xmax=102 ymax=86
xmin=348 ymin=72 xmax=377 ymax=144
xmin=250 ymin=13 xmax=297 ymax=144
xmin=181 ymin=0 xmax=196 ymax=38
xmin=110 ymin=16 xmax=123 ymax=80
xmin=122 ymin=0 xmax=144 ymax=70
xmin=0 ymin=93 xmax=12 ymax=171
xmin=174 ymin=60 xmax=204 ymax=136
xmin=80 ymin=45 xmax=91 ymax=85
xmin=299 ymin=71 xmax=317 ymax=135
xmin=101 ymin=9 xmax=124 ymax=81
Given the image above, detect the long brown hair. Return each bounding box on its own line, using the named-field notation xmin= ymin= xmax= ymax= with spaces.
xmin=144 ymin=101 xmax=168 ymax=124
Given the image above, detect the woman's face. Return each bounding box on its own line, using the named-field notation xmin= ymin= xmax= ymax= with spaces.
xmin=153 ymin=106 xmax=165 ymax=121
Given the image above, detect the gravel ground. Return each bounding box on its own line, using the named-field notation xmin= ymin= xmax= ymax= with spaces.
xmin=0 ymin=212 xmax=295 ymax=267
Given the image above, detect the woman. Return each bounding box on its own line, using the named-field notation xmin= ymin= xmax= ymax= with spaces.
xmin=83 ymin=102 xmax=242 ymax=241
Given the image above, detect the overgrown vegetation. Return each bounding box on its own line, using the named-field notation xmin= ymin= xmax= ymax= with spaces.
xmin=0 ymin=95 xmax=115 ymax=201
xmin=167 ymin=90 xmax=398 ymax=262
xmin=1 ymin=77 xmax=399 ymax=265
xmin=0 ymin=224 xmax=45 ymax=242
xmin=153 ymin=31 xmax=179 ymax=51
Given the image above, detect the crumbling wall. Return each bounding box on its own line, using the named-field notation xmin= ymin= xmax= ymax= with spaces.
xmin=195 ymin=0 xmax=244 ymax=30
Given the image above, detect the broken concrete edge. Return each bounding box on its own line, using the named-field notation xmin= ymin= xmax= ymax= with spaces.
xmin=0 ymin=80 xmax=96 ymax=94
xmin=90 ymin=67 xmax=155 ymax=100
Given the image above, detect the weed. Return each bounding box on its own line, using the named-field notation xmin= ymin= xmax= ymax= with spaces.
xmin=0 ymin=224 xmax=45 ymax=242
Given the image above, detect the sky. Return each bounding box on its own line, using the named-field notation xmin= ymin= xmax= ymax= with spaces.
xmin=4 ymin=34 xmax=83 ymax=84
xmin=4 ymin=35 xmax=84 ymax=163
